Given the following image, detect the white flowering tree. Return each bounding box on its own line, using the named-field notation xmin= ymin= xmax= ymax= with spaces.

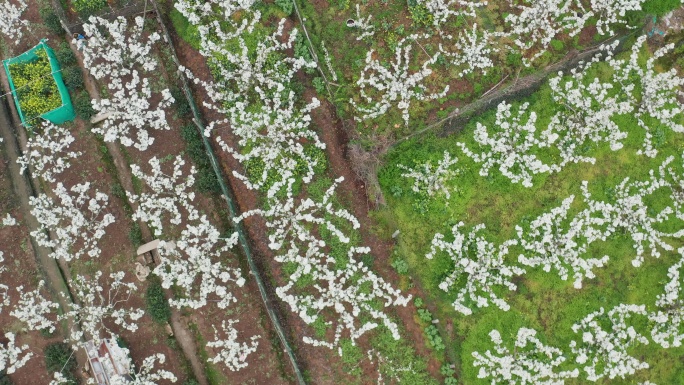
xmin=516 ymin=195 xmax=611 ymax=288
xmin=352 ymin=36 xmax=449 ymax=125
xmin=581 ymin=156 xmax=684 ymax=267
xmin=0 ymin=333 xmax=31 ymax=375
xmin=17 ymin=122 xmax=81 ymax=183
xmin=439 ymin=23 xmax=496 ymax=76
xmin=207 ymin=320 xmax=259 ymax=371
xmin=610 ymin=36 xmax=684 ymax=158
xmin=589 ymin=0 xmax=645 ymax=36
xmin=10 ymin=281 xmax=59 ymax=333
xmin=80 ymin=16 xmax=161 ymax=79
xmin=29 ymin=182 xmax=115 ymax=261
xmin=569 ymin=304 xmax=650 ymax=381
xmin=398 ymin=151 xmax=459 ymax=199
xmin=129 ymin=155 xmax=198 ymax=236
xmin=109 ymin=353 xmax=177 ymax=385
xmin=649 ymin=248 xmax=684 ymax=348
xmin=458 ymin=101 xmax=558 ymax=187
xmin=215 ymin=90 xmax=324 ymax=193
xmin=91 ymin=72 xmax=174 ymax=152
xmin=0 ymin=0 xmax=28 ymax=44
xmin=2 ymin=214 xmax=17 ymax=227
xmin=472 ymin=328 xmax=579 ymax=384
xmin=154 ymin=216 xmax=245 ymax=310
xmin=237 ymin=177 xmax=359 ymax=250
xmin=59 ymin=271 xmax=144 ymax=346
xmin=542 ymin=67 xmax=631 ymax=166
xmin=426 ymin=222 xmax=524 ymax=315
xmin=353 ymin=4 xmax=375 ymax=41
xmin=174 ymin=0 xmax=255 ymax=26
xmin=284 ymin=245 xmax=411 ymax=352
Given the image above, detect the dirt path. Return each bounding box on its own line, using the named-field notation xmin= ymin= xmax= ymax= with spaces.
xmin=72 ymin=40 xmax=211 ymax=385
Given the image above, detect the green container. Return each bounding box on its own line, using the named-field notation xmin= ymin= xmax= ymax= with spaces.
xmin=2 ymin=39 xmax=76 ymax=127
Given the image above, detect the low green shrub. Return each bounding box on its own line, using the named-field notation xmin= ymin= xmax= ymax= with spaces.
xmin=74 ymin=92 xmax=95 ymax=120
xmin=170 ymin=87 xmax=191 ymax=118
xmin=180 ymin=125 xmax=220 ymax=193
xmin=56 ymin=43 xmax=77 ymax=67
xmin=424 ymin=325 xmax=445 ymax=351
xmin=72 ymin=0 xmax=107 ymax=16
xmin=62 ymin=67 xmax=84 ymax=92
xmin=0 ymin=370 xmax=12 ymax=385
xmin=275 ymin=0 xmax=294 ymax=15
xmin=44 ymin=343 xmax=78 ymax=384
xmin=146 ymin=276 xmax=171 ymax=323
xmin=40 ymin=8 xmax=63 ymax=35
xmin=128 ymin=222 xmax=143 ymax=247
xmin=643 ymin=0 xmax=682 ymax=16
xmin=417 ymin=308 xmax=433 ymax=323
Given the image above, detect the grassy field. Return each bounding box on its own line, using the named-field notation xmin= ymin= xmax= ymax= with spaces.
xmin=376 ymin=38 xmax=684 ymax=384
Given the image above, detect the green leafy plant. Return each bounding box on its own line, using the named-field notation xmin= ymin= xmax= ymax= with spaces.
xmin=424 ymin=325 xmax=445 ymax=351
xmin=62 ymin=67 xmax=84 ymax=92
xmin=417 ymin=308 xmax=433 ymax=323
xmin=146 ymin=276 xmax=172 ymax=323
xmin=44 ymin=343 xmax=78 ymax=384
xmin=74 ymin=92 xmax=95 ymax=120
xmin=275 ymin=0 xmax=294 ymax=15
xmin=391 ymin=256 xmax=410 ymax=275
xmin=180 ymin=125 xmax=220 ymax=193
xmin=40 ymin=8 xmax=63 ymax=35
xmin=71 ymin=0 xmax=107 ymax=16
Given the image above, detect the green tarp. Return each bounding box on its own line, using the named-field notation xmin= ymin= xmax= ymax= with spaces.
xmin=2 ymin=39 xmax=75 ymax=127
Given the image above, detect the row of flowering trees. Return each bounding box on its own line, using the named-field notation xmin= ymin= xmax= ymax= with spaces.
xmin=175 ymin=0 xmax=412 ymax=355
xmin=426 ymin=155 xmax=684 ymax=315
xmin=456 ymin=36 xmax=684 ymax=187
xmin=350 ymin=0 xmax=648 ymax=126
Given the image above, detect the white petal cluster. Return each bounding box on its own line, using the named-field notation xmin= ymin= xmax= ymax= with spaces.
xmin=10 ymin=281 xmax=59 ymax=333
xmin=352 ymin=35 xmax=449 ymax=126
xmin=58 ymin=271 xmax=144 ymax=345
xmin=0 ymin=332 xmax=32 ymax=374
xmin=174 ymin=0 xmax=255 ymax=26
xmin=398 ymin=151 xmax=458 ymax=199
xmin=0 ymin=254 xmax=7 ymax=312
xmin=80 ymin=16 xmax=160 ymax=79
xmin=29 ymin=182 xmax=115 ymax=261
xmin=569 ymin=304 xmax=650 ymax=381
xmin=458 ymin=101 xmax=558 ymax=188
xmin=153 ymin=217 xmax=243 ymax=310
xmin=610 ymin=36 xmax=684 ymax=158
xmin=472 ymin=328 xmax=579 ymax=384
xmin=81 ymin=16 xmax=174 ymax=152
xmin=426 ymin=222 xmax=524 ymax=315
xmin=109 ymin=353 xmax=177 ymax=385
xmin=129 ymin=156 xmax=197 ymax=236
xmin=516 ymin=195 xmax=611 ymax=289
xmin=353 ymin=4 xmax=375 ymax=41
xmin=2 ymin=213 xmax=17 ymax=227
xmin=17 ymin=122 xmax=81 ymax=183
xmin=439 ymin=23 xmax=496 ymax=76
xmin=206 ymin=320 xmax=259 ymax=371
xmin=649 ymin=248 xmax=684 ymax=348
xmin=0 ymin=0 xmax=28 ymax=44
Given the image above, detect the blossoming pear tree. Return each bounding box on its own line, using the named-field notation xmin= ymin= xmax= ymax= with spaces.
xmin=80 ymin=16 xmax=161 ymax=79
xmin=649 ymin=247 xmax=684 ymax=348
xmin=17 ymin=122 xmax=81 ymax=183
xmin=174 ymin=0 xmax=255 ymax=26
xmin=108 ymin=353 xmax=178 ymax=385
xmin=414 ymin=0 xmax=485 ymax=27
xmin=206 ymin=320 xmax=259 ymax=371
xmin=352 ymin=35 xmax=449 ymax=125
xmin=91 ymin=72 xmax=174 ymax=152
xmin=472 ymin=328 xmax=579 ymax=384
xmin=154 ymin=217 xmax=244 ymax=310
xmin=0 ymin=333 xmax=31 ymax=375
xmin=0 ymin=0 xmax=28 ymax=44
xmin=29 ymin=182 xmax=115 ymax=261
xmin=58 ymin=271 xmax=144 ymax=346
xmin=569 ymin=304 xmax=650 ymax=381
xmin=457 ymin=101 xmax=559 ymax=187
xmin=398 ymin=151 xmax=459 ymax=199
xmin=426 ymin=222 xmax=524 ymax=315
xmin=439 ymin=23 xmax=496 ymax=76
xmin=129 ymin=155 xmax=199 ymax=237
xmin=9 ymin=281 xmax=59 ymax=333
xmin=516 ymin=195 xmax=610 ymax=289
